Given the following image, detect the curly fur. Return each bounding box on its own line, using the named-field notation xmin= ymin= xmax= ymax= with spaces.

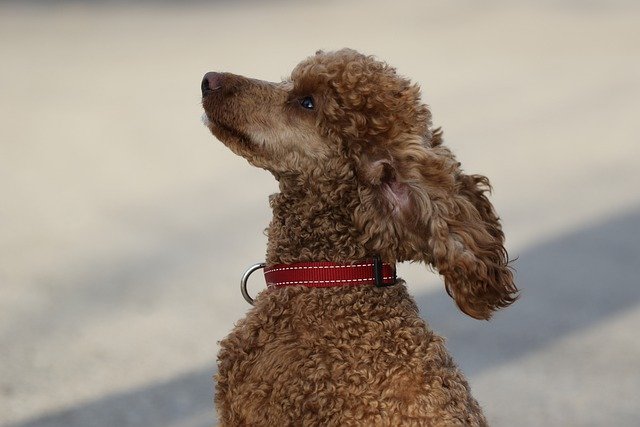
xmin=202 ymin=48 xmax=518 ymax=426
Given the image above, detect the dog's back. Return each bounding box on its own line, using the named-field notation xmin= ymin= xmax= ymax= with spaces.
xmin=216 ymin=285 xmax=487 ymax=426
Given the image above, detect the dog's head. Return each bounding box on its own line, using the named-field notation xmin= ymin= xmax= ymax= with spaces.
xmin=202 ymin=49 xmax=517 ymax=319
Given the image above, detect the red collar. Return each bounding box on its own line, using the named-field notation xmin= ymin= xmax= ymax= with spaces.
xmin=240 ymin=258 xmax=397 ymax=304
xmin=264 ymin=258 xmax=396 ymax=289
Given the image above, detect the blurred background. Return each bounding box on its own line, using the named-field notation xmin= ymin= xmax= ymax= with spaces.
xmin=1 ymin=1 xmax=639 ymax=426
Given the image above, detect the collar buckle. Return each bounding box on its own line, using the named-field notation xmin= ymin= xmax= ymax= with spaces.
xmin=374 ymin=255 xmax=396 ymax=287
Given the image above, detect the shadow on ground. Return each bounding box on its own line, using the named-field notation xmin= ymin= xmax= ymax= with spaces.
xmin=8 ymin=366 xmax=217 ymax=427
xmin=416 ymin=205 xmax=640 ymax=375
xmin=9 ymin=206 xmax=640 ymax=427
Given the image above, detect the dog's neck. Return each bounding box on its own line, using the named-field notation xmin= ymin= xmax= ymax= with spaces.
xmin=265 ymin=170 xmax=369 ymax=266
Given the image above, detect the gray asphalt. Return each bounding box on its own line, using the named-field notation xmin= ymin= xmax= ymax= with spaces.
xmin=1 ymin=1 xmax=639 ymax=426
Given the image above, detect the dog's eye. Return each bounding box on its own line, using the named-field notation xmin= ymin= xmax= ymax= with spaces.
xmin=299 ymin=96 xmax=315 ymax=110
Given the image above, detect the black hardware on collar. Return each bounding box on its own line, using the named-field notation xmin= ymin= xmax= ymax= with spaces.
xmin=374 ymin=255 xmax=396 ymax=287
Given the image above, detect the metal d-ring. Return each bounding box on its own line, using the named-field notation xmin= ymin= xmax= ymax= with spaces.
xmin=240 ymin=262 xmax=265 ymax=305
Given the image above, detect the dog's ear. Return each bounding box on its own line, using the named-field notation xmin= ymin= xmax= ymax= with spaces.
xmin=359 ymin=130 xmax=518 ymax=319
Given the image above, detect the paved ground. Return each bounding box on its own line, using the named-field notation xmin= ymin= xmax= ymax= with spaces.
xmin=1 ymin=1 xmax=639 ymax=426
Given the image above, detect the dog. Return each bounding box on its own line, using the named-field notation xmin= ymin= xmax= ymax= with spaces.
xmin=201 ymin=48 xmax=517 ymax=426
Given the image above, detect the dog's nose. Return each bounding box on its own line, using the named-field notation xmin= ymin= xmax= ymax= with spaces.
xmin=201 ymin=72 xmax=223 ymax=96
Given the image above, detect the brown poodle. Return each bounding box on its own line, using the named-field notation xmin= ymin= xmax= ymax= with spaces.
xmin=201 ymin=49 xmax=517 ymax=426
